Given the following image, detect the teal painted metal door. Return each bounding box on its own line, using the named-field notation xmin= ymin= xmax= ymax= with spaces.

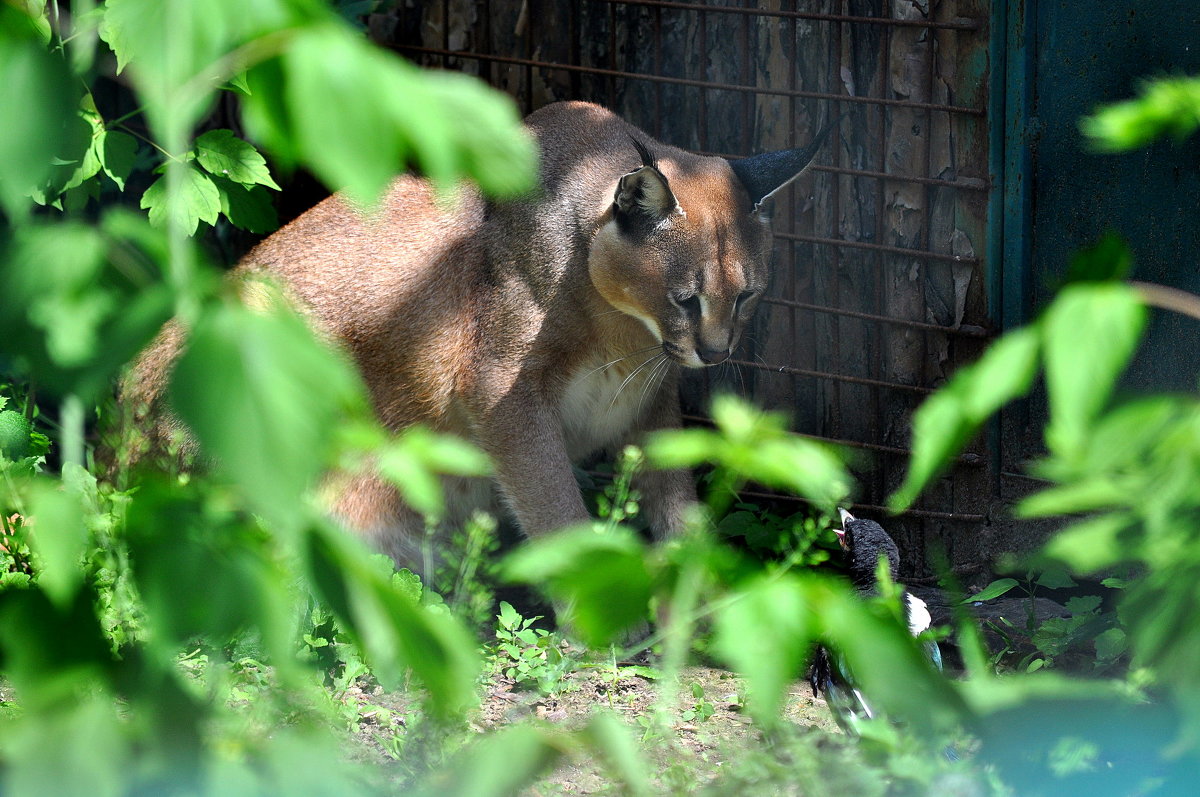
xmin=996 ymin=1 xmax=1200 ymax=465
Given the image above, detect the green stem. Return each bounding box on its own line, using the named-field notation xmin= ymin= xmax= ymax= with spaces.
xmin=60 ymin=393 xmax=85 ymax=471
xmin=115 ymin=124 xmax=180 ymax=163
xmin=106 ymin=106 xmax=148 ymax=130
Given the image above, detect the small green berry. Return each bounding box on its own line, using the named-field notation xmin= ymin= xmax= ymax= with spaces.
xmin=0 ymin=410 xmax=33 ymax=460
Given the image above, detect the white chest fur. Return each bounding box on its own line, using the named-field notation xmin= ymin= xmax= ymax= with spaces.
xmin=559 ymin=352 xmax=669 ymax=461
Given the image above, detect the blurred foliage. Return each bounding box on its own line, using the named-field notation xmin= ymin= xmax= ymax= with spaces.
xmin=1081 ymin=75 xmax=1200 ymax=152
xmin=2 ymin=3 xmax=1199 ymax=796
xmin=0 ymin=0 xmax=539 ymax=794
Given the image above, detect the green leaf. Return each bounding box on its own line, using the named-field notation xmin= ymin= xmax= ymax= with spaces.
xmin=213 ymin=176 xmax=279 ymax=233
xmin=140 ymin=165 xmax=221 ymax=235
xmin=99 ymin=0 xmax=306 ymax=134
xmin=169 ymin=295 xmax=371 ymax=532
xmin=194 ymin=129 xmax=280 ymax=189
xmin=1016 ymin=479 xmax=1127 ymax=518
xmin=242 ymin=24 xmax=535 ymax=204
xmin=377 ymin=445 xmax=445 ymax=520
xmin=891 ymin=326 xmax=1040 ymax=511
xmin=747 ymin=437 xmax=850 ymax=512
xmin=273 ymin=25 xmax=410 ymax=203
xmin=124 ymin=479 xmax=295 ymax=669
xmin=0 ymin=215 xmax=175 ymax=400
xmin=710 ymin=393 xmax=773 ymax=443
xmin=581 ymin=712 xmax=651 ymax=797
xmin=60 ymin=109 xmax=106 ymax=193
xmin=1043 ymin=284 xmax=1146 ymax=458
xmin=2 ymin=690 xmax=130 ymax=797
xmin=305 ymin=522 xmax=480 ymax=714
xmin=410 ymin=725 xmax=562 ymax=797
xmin=5 ymin=223 xmax=109 ymax=367
xmin=503 ymin=526 xmax=653 ymax=648
xmin=1081 ymin=76 xmax=1200 ymax=152
xmin=99 ymin=129 xmax=137 ymax=191
xmin=643 ymin=428 xmax=723 ymax=469
xmin=400 ymin=426 xmax=492 ymax=477
xmin=25 ymin=478 xmax=89 ymax=607
xmin=0 ymin=2 xmax=52 ymax=44
xmin=1035 ymin=565 xmax=1078 ymax=590
xmin=711 ymin=573 xmax=814 ymax=724
xmin=1065 ymin=232 xmax=1133 ymax=284
xmin=1094 ymin=627 xmax=1126 ymax=662
xmin=963 ymin=577 xmax=1020 ymax=604
xmin=0 ymin=27 xmax=78 ymax=217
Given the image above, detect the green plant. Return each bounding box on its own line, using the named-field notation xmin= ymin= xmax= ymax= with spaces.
xmin=0 ymin=0 xmax=555 ymax=794
xmin=489 ymin=600 xmax=573 ymax=695
xmin=968 ymin=569 xmax=1127 ymax=674
xmin=888 ymin=77 xmax=1200 ymax=785
xmin=680 ymin=682 xmax=715 ymax=723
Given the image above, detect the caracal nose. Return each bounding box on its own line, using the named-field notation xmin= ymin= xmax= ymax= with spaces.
xmin=697 ymin=347 xmax=731 ymax=365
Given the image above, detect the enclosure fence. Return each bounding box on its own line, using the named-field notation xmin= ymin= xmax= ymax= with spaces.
xmin=382 ymin=0 xmax=996 ymax=578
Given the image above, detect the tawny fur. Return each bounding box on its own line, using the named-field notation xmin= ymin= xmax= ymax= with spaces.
xmin=123 ymin=101 xmax=798 ymax=567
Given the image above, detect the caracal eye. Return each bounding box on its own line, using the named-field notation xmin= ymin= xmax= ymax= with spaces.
xmin=669 ymin=293 xmax=701 ymax=314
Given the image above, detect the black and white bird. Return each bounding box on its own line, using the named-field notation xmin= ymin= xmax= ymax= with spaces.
xmin=810 ymin=508 xmax=942 ymax=734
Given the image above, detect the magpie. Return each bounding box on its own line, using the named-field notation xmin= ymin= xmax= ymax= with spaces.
xmin=809 ymin=508 xmax=943 ymax=734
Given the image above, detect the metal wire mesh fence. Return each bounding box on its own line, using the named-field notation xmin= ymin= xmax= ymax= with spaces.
xmin=378 ymin=0 xmax=996 ymax=578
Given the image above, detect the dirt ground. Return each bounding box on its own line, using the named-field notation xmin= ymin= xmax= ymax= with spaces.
xmin=348 ymin=659 xmax=841 ymax=795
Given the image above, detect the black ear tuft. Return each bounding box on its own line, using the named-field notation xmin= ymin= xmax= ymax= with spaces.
xmin=629 ymin=135 xmax=657 ymax=169
xmin=728 ymin=113 xmax=844 ymax=213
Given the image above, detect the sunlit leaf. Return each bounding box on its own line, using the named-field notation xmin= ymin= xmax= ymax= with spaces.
xmin=411 ymin=725 xmax=562 ymax=797
xmin=1043 ymin=284 xmax=1146 ymax=458
xmin=1041 ymin=513 xmax=1135 ymax=573
xmin=377 ymin=445 xmax=444 ymax=519
xmin=711 ymin=573 xmax=815 ymax=724
xmin=580 ymin=712 xmax=651 ymax=797
xmin=1016 ymin=479 xmax=1127 ymax=518
xmin=140 ymin=165 xmax=221 ymax=235
xmin=400 ymin=426 xmax=491 ymax=477
xmin=891 ymin=326 xmax=1040 ymax=511
xmin=819 ymin=582 xmax=969 ymax=736
xmin=503 ymin=526 xmax=653 ymax=647
xmin=0 ymin=26 xmax=77 ymax=217
xmin=1 ymin=690 xmax=129 ymax=797
xmin=0 ymin=1 xmax=52 ymax=44
xmin=243 ymin=24 xmax=534 ymax=204
xmin=642 ymin=428 xmax=723 ymax=468
xmin=1081 ymin=76 xmax=1200 ymax=152
xmin=962 ymin=578 xmax=1020 ymax=604
xmin=24 ymin=478 xmax=89 ymax=608
xmin=169 ymin=296 xmax=371 ymax=532
xmin=305 ymin=522 xmax=480 ymax=713
xmin=194 ymin=129 xmax=280 ymax=189
xmin=99 ymin=0 xmax=306 ymax=133
xmin=0 ymin=216 xmax=175 ymax=399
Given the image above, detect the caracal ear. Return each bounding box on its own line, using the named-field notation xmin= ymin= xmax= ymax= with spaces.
xmin=727 ymin=114 xmax=844 ymax=214
xmin=613 ymin=138 xmax=683 ymax=236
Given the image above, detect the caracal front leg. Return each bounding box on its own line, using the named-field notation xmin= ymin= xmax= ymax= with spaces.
xmin=470 ymin=386 xmax=590 ymax=539
xmin=626 ymin=372 xmax=699 ymax=541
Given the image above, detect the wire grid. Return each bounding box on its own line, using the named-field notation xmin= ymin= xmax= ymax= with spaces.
xmin=387 ymin=0 xmax=995 ymax=575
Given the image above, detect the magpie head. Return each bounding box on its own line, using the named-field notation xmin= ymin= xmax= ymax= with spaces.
xmin=836 ymin=508 xmax=901 ymax=589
